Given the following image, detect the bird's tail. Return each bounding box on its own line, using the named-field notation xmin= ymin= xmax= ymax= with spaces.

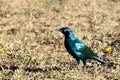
xmin=91 ymin=56 xmax=106 ymax=64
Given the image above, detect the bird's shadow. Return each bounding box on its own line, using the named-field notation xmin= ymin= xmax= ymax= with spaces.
xmin=25 ymin=66 xmax=62 ymax=73
xmin=0 ymin=65 xmax=19 ymax=71
xmin=0 ymin=65 xmax=62 ymax=73
xmin=24 ymin=67 xmax=45 ymax=72
xmin=0 ymin=62 xmax=116 ymax=73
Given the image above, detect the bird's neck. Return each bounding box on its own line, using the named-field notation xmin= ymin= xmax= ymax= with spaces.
xmin=65 ymin=32 xmax=76 ymax=41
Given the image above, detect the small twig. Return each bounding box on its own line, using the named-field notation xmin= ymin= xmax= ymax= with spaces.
xmin=24 ymin=56 xmax=32 ymax=69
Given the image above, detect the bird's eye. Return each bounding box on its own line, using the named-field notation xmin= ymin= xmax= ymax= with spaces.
xmin=64 ymin=30 xmax=67 ymax=32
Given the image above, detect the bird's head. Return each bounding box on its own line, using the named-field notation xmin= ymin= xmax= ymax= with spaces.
xmin=56 ymin=27 xmax=73 ymax=35
xmin=56 ymin=27 xmax=75 ymax=39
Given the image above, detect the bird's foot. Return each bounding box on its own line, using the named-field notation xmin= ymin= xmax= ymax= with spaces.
xmin=82 ymin=66 xmax=86 ymax=72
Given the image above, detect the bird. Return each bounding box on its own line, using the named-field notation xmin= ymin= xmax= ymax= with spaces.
xmin=56 ymin=27 xmax=105 ymax=70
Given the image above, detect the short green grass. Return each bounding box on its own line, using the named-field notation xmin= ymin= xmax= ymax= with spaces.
xmin=0 ymin=0 xmax=120 ymax=79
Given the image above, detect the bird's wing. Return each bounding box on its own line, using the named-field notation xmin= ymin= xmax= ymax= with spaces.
xmin=74 ymin=38 xmax=95 ymax=57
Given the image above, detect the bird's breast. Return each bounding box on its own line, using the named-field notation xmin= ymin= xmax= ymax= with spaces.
xmin=64 ymin=39 xmax=78 ymax=57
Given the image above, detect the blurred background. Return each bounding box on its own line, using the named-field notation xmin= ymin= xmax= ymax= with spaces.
xmin=0 ymin=0 xmax=119 ymax=79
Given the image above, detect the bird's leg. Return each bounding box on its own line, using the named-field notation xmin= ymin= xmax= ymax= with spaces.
xmin=82 ymin=61 xmax=86 ymax=71
xmin=83 ymin=65 xmax=86 ymax=71
xmin=76 ymin=59 xmax=80 ymax=65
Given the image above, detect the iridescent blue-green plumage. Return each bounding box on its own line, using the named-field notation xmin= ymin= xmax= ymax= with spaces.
xmin=57 ymin=27 xmax=105 ymax=69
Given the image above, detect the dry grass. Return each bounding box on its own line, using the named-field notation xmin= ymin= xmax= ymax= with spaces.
xmin=0 ymin=0 xmax=120 ymax=79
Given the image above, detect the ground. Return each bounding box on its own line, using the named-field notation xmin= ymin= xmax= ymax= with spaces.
xmin=0 ymin=0 xmax=120 ymax=80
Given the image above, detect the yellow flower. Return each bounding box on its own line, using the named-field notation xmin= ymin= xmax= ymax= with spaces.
xmin=104 ymin=46 xmax=112 ymax=52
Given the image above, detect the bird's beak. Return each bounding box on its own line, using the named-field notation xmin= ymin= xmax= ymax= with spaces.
xmin=55 ymin=28 xmax=60 ymax=31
